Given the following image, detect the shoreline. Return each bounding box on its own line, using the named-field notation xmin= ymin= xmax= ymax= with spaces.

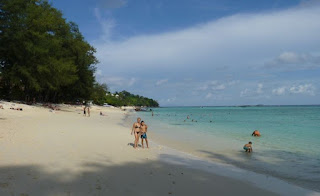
xmin=0 ymin=101 xmax=317 ymax=196
xmin=128 ymin=110 xmax=320 ymax=195
xmin=140 ymin=138 xmax=319 ymax=196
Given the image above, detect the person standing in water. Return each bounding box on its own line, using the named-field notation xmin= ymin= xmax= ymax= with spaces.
xmin=140 ymin=121 xmax=149 ymax=148
xmin=131 ymin=117 xmax=141 ymax=148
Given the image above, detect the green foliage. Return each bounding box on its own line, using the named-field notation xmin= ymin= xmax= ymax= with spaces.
xmin=105 ymin=90 xmax=159 ymax=107
xmin=91 ymin=83 xmax=108 ymax=105
xmin=0 ymin=0 xmax=97 ymax=102
xmin=0 ymin=0 xmax=159 ymax=107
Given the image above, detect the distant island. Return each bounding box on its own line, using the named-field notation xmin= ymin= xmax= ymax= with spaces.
xmin=0 ymin=0 xmax=158 ymax=107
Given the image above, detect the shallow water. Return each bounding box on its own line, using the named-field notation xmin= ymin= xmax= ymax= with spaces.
xmin=136 ymin=106 xmax=320 ymax=192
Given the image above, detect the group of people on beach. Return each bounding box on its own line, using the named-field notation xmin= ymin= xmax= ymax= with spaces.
xmin=131 ymin=112 xmax=260 ymax=153
xmin=83 ymin=106 xmax=90 ymax=117
xmin=131 ymin=117 xmax=149 ymax=149
xmin=243 ymin=130 xmax=261 ymax=153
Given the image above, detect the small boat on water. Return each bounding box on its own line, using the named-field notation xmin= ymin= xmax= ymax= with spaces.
xmin=135 ymin=106 xmax=149 ymax=112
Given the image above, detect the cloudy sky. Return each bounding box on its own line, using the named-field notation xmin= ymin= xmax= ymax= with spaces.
xmin=50 ymin=0 xmax=320 ymax=106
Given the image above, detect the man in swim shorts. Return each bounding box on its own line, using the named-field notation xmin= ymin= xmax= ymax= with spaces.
xmin=140 ymin=121 xmax=149 ymax=148
xmin=243 ymin=142 xmax=253 ymax=153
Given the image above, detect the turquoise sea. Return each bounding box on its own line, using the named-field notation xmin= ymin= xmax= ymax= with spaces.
xmin=136 ymin=106 xmax=320 ymax=192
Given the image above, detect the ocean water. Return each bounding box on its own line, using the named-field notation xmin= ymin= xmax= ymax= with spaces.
xmin=136 ymin=106 xmax=320 ymax=192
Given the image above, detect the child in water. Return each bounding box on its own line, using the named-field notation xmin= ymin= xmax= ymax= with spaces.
xmin=243 ymin=142 xmax=253 ymax=153
xmin=140 ymin=121 xmax=149 ymax=148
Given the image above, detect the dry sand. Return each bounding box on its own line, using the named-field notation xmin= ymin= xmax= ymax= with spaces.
xmin=0 ymin=101 xmax=279 ymax=196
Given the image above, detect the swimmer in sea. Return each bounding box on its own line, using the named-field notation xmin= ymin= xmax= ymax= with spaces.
xmin=243 ymin=142 xmax=253 ymax=153
xmin=131 ymin=117 xmax=141 ymax=148
xmin=252 ymin=130 xmax=261 ymax=137
xmin=140 ymin=121 xmax=149 ymax=148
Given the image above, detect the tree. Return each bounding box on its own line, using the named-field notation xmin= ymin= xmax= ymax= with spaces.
xmin=104 ymin=90 xmax=159 ymax=107
xmin=91 ymin=83 xmax=108 ymax=105
xmin=0 ymin=0 xmax=97 ymax=102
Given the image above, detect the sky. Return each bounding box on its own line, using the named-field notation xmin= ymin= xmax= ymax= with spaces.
xmin=50 ymin=0 xmax=320 ymax=106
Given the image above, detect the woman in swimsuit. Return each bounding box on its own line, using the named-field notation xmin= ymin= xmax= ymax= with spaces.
xmin=131 ymin=117 xmax=141 ymax=148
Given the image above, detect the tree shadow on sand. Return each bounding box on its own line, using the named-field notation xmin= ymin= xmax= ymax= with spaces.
xmin=0 ymin=154 xmax=279 ymax=196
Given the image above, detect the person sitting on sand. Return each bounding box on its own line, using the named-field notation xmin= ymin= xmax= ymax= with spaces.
xmin=10 ymin=107 xmax=23 ymax=111
xmin=252 ymin=130 xmax=261 ymax=137
xmin=131 ymin=117 xmax=141 ymax=149
xmin=140 ymin=121 xmax=149 ymax=149
xmin=243 ymin=142 xmax=253 ymax=153
xmin=100 ymin=111 xmax=107 ymax=116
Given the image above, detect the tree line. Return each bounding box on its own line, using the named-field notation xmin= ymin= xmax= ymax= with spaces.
xmin=105 ymin=90 xmax=159 ymax=107
xmin=0 ymin=0 xmax=159 ymax=107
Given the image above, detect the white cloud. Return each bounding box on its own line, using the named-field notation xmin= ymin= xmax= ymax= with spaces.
xmin=257 ymin=83 xmax=263 ymax=94
xmin=240 ymin=83 xmax=264 ymax=97
xmin=128 ymin=78 xmax=136 ymax=86
xmin=272 ymin=84 xmax=316 ymax=96
xmin=98 ymin=76 xmax=136 ymax=87
xmin=166 ymin=97 xmax=176 ymax=103
xmin=92 ymin=3 xmax=320 ymax=105
xmin=98 ymin=0 xmax=127 ymax=9
xmin=240 ymin=88 xmax=249 ymax=97
xmin=212 ymin=84 xmax=226 ymax=90
xmin=156 ymin=79 xmax=169 ymax=86
xmin=197 ymin=80 xmax=232 ymax=92
xmin=95 ymin=5 xmax=320 ymax=73
xmin=95 ymin=69 xmax=102 ymax=76
xmin=205 ymin=92 xmax=213 ymax=99
xmin=94 ymin=8 xmax=116 ymax=41
xmin=278 ymin=52 xmax=303 ymax=64
xmin=266 ymin=51 xmax=320 ymax=69
xmin=289 ymin=84 xmax=315 ymax=95
xmin=272 ymin=87 xmax=286 ymax=95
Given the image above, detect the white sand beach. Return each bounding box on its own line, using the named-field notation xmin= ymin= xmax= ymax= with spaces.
xmin=0 ymin=102 xmax=289 ymax=196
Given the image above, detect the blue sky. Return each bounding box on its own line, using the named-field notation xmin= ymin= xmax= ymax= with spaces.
xmin=50 ymin=0 xmax=320 ymax=106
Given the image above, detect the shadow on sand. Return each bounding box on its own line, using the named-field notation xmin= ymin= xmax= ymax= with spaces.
xmin=0 ymin=153 xmax=279 ymax=196
xmin=197 ymin=149 xmax=320 ymax=193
